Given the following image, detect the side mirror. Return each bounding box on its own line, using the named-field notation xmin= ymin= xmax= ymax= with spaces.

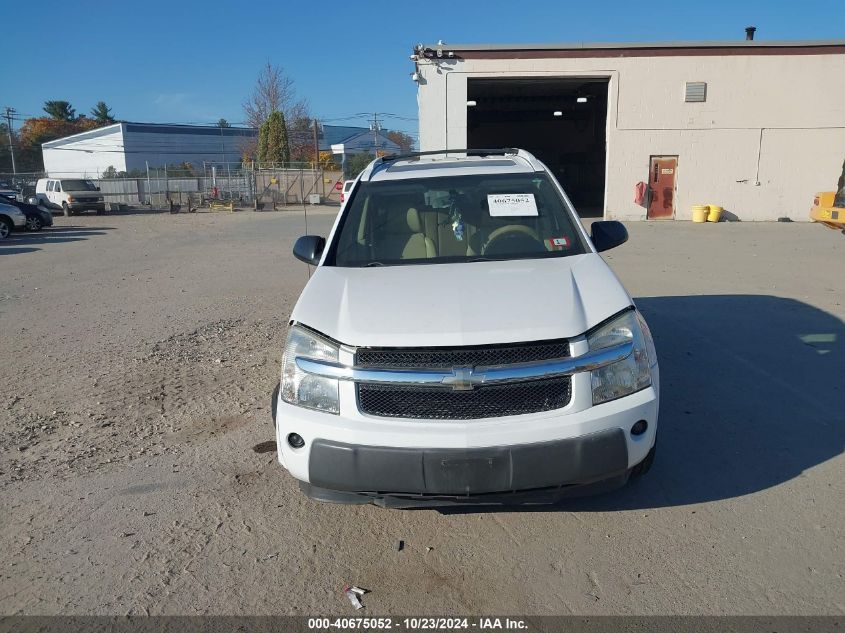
xmin=293 ymin=235 xmax=326 ymax=265
xmin=590 ymin=220 xmax=628 ymax=253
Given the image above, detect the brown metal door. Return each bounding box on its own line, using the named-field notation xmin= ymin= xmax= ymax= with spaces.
xmin=647 ymin=156 xmax=678 ymax=219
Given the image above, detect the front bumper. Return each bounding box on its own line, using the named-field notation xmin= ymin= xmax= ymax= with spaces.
xmin=69 ymin=201 xmax=105 ymax=211
xmin=275 ymin=370 xmax=659 ymax=504
xmin=302 ymin=428 xmax=629 ymax=506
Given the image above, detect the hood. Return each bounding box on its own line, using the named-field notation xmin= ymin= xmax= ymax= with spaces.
xmin=290 ymin=254 xmax=632 ymax=347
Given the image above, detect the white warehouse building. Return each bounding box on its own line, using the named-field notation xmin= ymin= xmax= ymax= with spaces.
xmin=414 ymin=37 xmax=845 ymax=221
xmin=41 ymin=122 xmax=402 ymax=178
xmin=42 ymin=122 xmax=257 ymax=178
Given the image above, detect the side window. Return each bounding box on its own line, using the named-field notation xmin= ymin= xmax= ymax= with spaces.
xmin=47 ymin=181 xmax=54 ymax=192
xmin=55 ymin=181 xmax=62 ymax=192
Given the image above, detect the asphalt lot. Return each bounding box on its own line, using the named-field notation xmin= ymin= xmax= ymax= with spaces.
xmin=1 ymin=208 xmax=843 ymax=615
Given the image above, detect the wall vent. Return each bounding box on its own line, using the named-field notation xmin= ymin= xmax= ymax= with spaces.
xmin=685 ymin=82 xmax=707 ymax=103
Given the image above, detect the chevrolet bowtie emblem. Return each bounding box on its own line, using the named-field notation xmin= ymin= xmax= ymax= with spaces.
xmin=441 ymin=366 xmax=486 ymax=391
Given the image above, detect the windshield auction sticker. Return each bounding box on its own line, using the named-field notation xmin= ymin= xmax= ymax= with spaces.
xmin=487 ymin=193 xmax=539 ymax=217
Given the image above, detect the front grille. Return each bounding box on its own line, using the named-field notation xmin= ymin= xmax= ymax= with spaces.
xmin=355 ymin=338 xmax=572 ymax=420
xmin=356 ymin=339 xmax=569 ymax=369
xmin=358 ymin=378 xmax=571 ymax=420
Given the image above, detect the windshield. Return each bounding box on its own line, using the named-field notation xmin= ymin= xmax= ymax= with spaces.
xmin=61 ymin=179 xmax=98 ymax=191
xmin=328 ymin=172 xmax=586 ymax=267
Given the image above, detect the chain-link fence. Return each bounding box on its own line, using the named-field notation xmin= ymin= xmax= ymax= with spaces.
xmin=1 ymin=163 xmax=345 ymax=209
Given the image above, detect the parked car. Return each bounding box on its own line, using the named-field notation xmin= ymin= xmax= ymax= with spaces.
xmin=340 ymin=180 xmax=354 ymax=204
xmin=0 ymin=201 xmax=27 ymax=239
xmin=0 ymin=181 xmax=20 ymax=201
xmin=35 ymin=178 xmax=105 ymax=216
xmin=0 ymin=194 xmax=52 ymax=231
xmin=273 ymin=148 xmax=659 ymax=508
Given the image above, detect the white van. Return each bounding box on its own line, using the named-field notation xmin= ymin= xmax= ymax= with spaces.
xmin=36 ymin=178 xmax=106 ymax=216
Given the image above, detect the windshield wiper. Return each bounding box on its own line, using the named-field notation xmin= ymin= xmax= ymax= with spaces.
xmin=365 ymin=261 xmax=385 ymax=267
xmin=468 ymin=256 xmax=502 ymax=262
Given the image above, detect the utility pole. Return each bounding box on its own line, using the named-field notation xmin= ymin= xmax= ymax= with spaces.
xmin=369 ymin=113 xmax=381 ymax=156
xmin=312 ymin=119 xmax=320 ymax=197
xmin=3 ymin=107 xmax=17 ymax=175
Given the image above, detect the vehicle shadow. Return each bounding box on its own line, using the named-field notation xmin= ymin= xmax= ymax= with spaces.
xmin=1 ymin=225 xmax=114 ymax=247
xmin=449 ymin=294 xmax=845 ymax=513
xmin=0 ymin=247 xmax=41 ymax=255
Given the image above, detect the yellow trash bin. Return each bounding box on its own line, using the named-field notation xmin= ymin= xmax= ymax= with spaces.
xmin=692 ymin=205 xmax=709 ymax=223
xmin=707 ymin=205 xmax=723 ymax=223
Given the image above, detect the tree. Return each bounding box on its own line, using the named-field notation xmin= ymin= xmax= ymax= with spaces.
xmin=17 ymin=116 xmax=99 ymax=171
xmin=90 ymin=101 xmax=115 ymax=125
xmin=217 ymin=118 xmax=230 ymax=128
xmin=318 ymin=151 xmax=339 ymax=170
xmin=242 ymin=62 xmax=309 ymax=161
xmin=258 ymin=111 xmax=290 ymax=165
xmin=43 ymin=100 xmax=76 ymax=121
xmin=386 ymin=130 xmax=415 ymax=153
xmin=19 ymin=117 xmax=98 ymax=147
xmin=347 ymin=152 xmax=375 ymax=179
xmin=243 ymin=62 xmax=309 ymax=129
xmin=288 ymin=115 xmax=317 ymax=163
xmin=166 ymin=161 xmax=195 ymax=177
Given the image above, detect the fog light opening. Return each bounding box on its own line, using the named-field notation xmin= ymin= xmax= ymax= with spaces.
xmin=631 ymin=420 xmax=648 ymax=437
xmin=287 ymin=433 xmax=305 ymax=449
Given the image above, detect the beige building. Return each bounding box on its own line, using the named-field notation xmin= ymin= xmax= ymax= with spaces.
xmin=413 ymin=38 xmax=845 ymax=221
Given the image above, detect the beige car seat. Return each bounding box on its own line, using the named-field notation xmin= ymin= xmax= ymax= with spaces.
xmin=402 ymin=208 xmax=437 ymax=259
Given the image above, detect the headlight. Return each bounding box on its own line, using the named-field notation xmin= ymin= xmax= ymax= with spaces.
xmin=588 ymin=309 xmax=655 ymax=405
xmin=281 ymin=325 xmax=340 ymax=414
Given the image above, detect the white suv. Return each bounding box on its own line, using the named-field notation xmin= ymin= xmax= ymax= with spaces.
xmin=274 ymin=149 xmax=659 ymax=507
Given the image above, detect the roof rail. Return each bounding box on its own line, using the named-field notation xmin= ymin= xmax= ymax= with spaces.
xmin=379 ymin=148 xmax=519 ymax=163
xmin=365 ymin=148 xmax=523 ymax=181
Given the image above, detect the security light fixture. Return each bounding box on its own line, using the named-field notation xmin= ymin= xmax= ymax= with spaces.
xmin=577 ymin=97 xmax=588 ymax=103
xmin=467 ymin=100 xmax=477 ymax=107
xmin=553 ymin=111 xmax=563 ymax=117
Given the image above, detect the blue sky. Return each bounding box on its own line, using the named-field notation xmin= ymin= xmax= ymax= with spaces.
xmin=2 ymin=0 xmax=841 ymax=139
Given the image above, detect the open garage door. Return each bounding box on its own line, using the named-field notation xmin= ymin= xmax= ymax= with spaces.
xmin=467 ymin=78 xmax=609 ymax=218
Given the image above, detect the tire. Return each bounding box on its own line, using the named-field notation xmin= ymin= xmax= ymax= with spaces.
xmin=0 ymin=217 xmax=11 ymax=239
xmin=630 ymin=443 xmax=656 ymax=478
xmin=271 ymin=382 xmax=280 ymax=428
xmin=25 ymin=216 xmax=43 ymax=231
xmin=62 ymin=202 xmax=71 ymax=217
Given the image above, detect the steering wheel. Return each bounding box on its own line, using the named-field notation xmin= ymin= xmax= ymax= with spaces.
xmin=482 ymin=224 xmax=542 ymax=255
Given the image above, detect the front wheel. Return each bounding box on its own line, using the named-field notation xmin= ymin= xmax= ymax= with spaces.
xmin=62 ymin=202 xmax=71 ymax=217
xmin=271 ymin=382 xmax=280 ymax=428
xmin=25 ymin=216 xmax=43 ymax=231
xmin=630 ymin=443 xmax=656 ymax=478
xmin=0 ymin=218 xmax=11 ymax=239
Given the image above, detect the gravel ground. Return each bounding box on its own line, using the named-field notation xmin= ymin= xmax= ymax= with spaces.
xmin=0 ymin=209 xmax=843 ymax=615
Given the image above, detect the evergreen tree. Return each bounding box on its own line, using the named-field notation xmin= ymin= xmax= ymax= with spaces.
xmin=259 ymin=111 xmax=290 ymax=165
xmin=258 ymin=119 xmax=270 ymax=165
xmin=43 ymin=101 xmax=76 ymax=121
xmin=91 ymin=101 xmax=115 ymax=125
